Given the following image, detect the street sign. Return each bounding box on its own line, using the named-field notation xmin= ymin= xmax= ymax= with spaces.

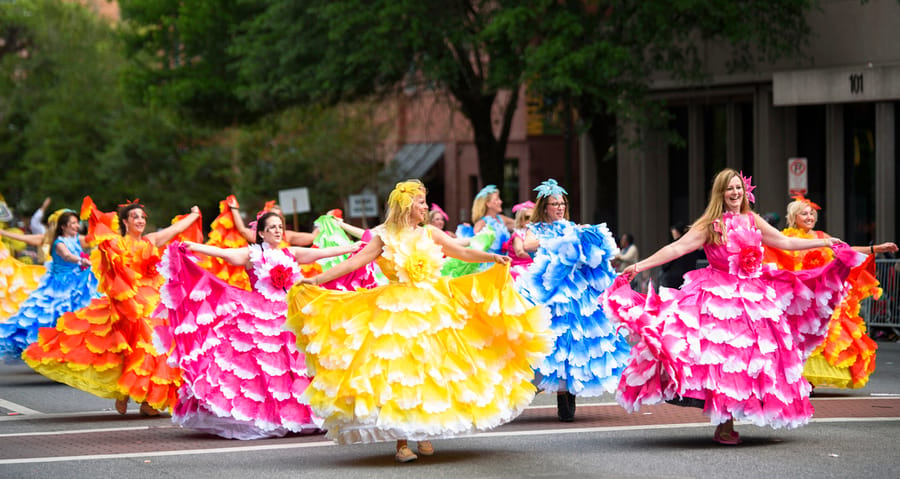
xmin=788 ymin=157 xmax=808 ymax=197
xmin=348 ymin=193 xmax=378 ymax=218
xmin=277 ymin=188 xmax=310 ymax=215
xmin=0 ymin=201 xmax=11 ymax=222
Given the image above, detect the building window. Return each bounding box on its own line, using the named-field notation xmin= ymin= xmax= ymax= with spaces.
xmin=668 ymin=106 xmax=690 ymax=227
xmin=703 ymin=104 xmax=728 ymax=188
xmin=796 ymin=105 xmax=828 ymax=228
xmin=844 ymin=103 xmax=876 ymax=246
xmin=503 ymin=158 xmax=519 ymax=214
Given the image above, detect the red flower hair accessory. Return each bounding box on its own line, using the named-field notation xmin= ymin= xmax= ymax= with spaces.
xmin=791 ymin=194 xmax=821 ymax=210
xmin=118 ymin=198 xmax=143 ymax=208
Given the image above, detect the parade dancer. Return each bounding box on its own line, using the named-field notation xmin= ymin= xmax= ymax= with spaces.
xmin=602 ymin=169 xmax=863 ymax=444
xmin=516 ymin=180 xmax=630 ymax=422
xmin=285 ymin=180 xmax=551 ymax=462
xmin=23 ymin=197 xmax=202 ymax=416
xmin=153 ymin=211 xmax=358 ymax=439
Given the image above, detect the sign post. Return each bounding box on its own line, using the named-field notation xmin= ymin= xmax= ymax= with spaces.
xmin=788 ymin=158 xmax=808 ymax=197
xmin=348 ymin=193 xmax=378 ymax=228
xmin=278 ymin=188 xmax=310 ymax=231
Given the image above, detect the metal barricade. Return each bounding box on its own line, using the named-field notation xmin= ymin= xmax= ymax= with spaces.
xmin=861 ymin=258 xmax=900 ymax=330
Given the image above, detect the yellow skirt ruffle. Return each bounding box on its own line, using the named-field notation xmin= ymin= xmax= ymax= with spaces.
xmin=286 ymin=264 xmax=551 ymax=444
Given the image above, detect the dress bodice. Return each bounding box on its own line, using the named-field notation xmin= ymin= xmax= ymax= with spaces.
xmin=49 ymin=236 xmax=84 ymax=275
xmin=247 ymin=243 xmax=302 ymax=302
xmin=373 ymin=225 xmax=445 ymax=286
xmin=702 ymin=213 xmax=765 ymax=277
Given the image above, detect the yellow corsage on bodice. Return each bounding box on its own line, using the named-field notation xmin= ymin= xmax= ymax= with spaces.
xmin=377 ymin=226 xmax=445 ymax=287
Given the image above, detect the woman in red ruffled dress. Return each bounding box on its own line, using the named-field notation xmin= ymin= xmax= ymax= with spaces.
xmin=23 ymin=197 xmax=202 ymax=416
xmin=764 ymin=195 xmax=896 ymax=389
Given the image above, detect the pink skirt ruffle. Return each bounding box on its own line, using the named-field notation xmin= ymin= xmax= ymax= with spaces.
xmin=602 ymin=245 xmax=862 ymax=429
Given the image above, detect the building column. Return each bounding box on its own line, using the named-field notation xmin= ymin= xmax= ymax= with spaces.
xmin=726 ymin=102 xmax=743 ymax=170
xmin=754 ymin=88 xmax=792 ymax=217
xmin=825 ymin=104 xmax=845 ymax=238
xmin=579 ymin=132 xmax=597 ymax=225
xmin=875 ymin=102 xmax=896 ymax=242
xmin=688 ymin=104 xmax=704 ymax=220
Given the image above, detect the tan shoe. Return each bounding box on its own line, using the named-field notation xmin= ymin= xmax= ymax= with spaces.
xmin=417 ymin=440 xmax=434 ymax=456
xmin=114 ymin=398 xmax=128 ymax=415
xmin=395 ymin=445 xmax=418 ymax=463
xmin=139 ymin=402 xmax=161 ymax=417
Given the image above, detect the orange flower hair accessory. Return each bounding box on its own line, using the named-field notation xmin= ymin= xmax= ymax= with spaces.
xmin=118 ymin=198 xmax=143 ymax=209
xmin=791 ymin=194 xmax=821 ymax=210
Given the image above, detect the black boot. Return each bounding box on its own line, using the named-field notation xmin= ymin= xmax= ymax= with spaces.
xmin=556 ymin=392 xmax=576 ymax=422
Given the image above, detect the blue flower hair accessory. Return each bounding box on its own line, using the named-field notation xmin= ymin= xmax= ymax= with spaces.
xmin=533 ymin=179 xmax=568 ymax=199
xmin=475 ymin=184 xmax=498 ymax=199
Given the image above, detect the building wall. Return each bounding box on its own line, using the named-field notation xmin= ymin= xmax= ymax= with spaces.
xmin=606 ymin=0 xmax=900 ymax=263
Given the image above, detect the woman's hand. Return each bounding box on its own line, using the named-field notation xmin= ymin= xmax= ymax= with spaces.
xmin=297 ymin=276 xmax=318 ymax=286
xmin=622 ymin=263 xmax=639 ymax=281
xmin=190 ymin=205 xmax=201 ymax=215
xmin=492 ymin=254 xmax=510 ymax=265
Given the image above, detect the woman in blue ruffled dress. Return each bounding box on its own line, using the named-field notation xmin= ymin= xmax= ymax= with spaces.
xmin=517 ymin=179 xmax=631 ymax=421
xmin=0 ymin=209 xmax=100 ymax=362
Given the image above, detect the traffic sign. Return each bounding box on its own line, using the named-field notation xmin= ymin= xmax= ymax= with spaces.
xmin=348 ymin=193 xmax=378 ymax=218
xmin=788 ymin=158 xmax=808 ymax=197
xmin=278 ymin=188 xmax=310 ymax=215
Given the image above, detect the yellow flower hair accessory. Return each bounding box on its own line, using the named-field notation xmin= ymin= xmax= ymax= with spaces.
xmin=388 ymin=180 xmax=422 ymax=210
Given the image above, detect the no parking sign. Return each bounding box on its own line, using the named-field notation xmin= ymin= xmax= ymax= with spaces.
xmin=788 ymin=158 xmax=807 ymax=197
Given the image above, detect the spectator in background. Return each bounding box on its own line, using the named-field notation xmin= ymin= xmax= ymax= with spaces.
xmin=29 ymin=197 xmax=52 ymax=236
xmin=659 ymin=222 xmax=706 ymax=290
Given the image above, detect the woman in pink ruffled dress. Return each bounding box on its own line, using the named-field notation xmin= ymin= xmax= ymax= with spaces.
xmin=601 ymin=169 xmax=862 ymax=445
xmin=153 ymin=211 xmax=358 ymax=439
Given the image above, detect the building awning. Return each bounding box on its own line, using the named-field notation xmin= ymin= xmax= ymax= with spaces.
xmin=381 ymin=143 xmax=445 ymax=188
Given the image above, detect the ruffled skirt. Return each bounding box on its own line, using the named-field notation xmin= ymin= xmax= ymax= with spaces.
xmin=286 ymin=264 xmax=551 ymax=444
xmin=155 ymin=244 xmax=319 ymax=439
xmin=601 ymin=246 xmax=862 ymax=429
xmin=0 ymin=267 xmax=99 ymax=362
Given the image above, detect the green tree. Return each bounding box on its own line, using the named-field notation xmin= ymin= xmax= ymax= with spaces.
xmin=232 ymin=0 xmax=527 ymax=189
xmin=491 ymin=0 xmax=818 ymax=224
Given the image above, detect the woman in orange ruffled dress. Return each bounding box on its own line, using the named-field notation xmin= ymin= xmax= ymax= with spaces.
xmin=23 ymin=197 xmax=202 ymax=416
xmin=764 ymin=195 xmax=897 ymax=389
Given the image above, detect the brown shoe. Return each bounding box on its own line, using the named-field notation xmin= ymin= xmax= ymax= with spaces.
xmin=115 ymin=398 xmax=128 ymax=415
xmin=417 ymin=440 xmax=434 ymax=456
xmin=395 ymin=445 xmax=418 ymax=463
xmin=139 ymin=402 xmax=161 ymax=417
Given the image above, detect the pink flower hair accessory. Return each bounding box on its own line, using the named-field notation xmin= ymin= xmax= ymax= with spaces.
xmin=512 ymin=201 xmax=535 ymax=214
xmin=739 ymin=171 xmax=756 ymax=204
xmin=430 ymin=203 xmax=449 ymax=221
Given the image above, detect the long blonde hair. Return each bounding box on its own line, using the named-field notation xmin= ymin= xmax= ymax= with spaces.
xmin=694 ymin=168 xmax=751 ymax=244
xmin=384 ymin=179 xmax=426 ymax=233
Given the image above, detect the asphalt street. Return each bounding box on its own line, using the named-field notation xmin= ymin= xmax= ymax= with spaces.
xmin=1 ymin=341 xmax=898 ymax=479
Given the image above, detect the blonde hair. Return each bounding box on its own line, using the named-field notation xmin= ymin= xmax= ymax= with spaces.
xmin=786 ymin=200 xmax=817 ymax=229
xmin=514 ymin=207 xmax=532 ymax=229
xmin=530 ymin=194 xmax=568 ymax=224
xmin=384 ymin=179 xmax=426 ymax=233
xmin=470 ymin=193 xmax=492 ymax=224
xmin=695 ymin=168 xmax=751 ymax=244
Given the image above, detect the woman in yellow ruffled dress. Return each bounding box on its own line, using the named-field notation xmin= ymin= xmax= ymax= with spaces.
xmin=286 ymin=180 xmax=552 ymax=463
xmin=23 ymin=197 xmax=202 ymax=416
xmin=0 ymin=234 xmax=45 ymax=322
xmin=764 ymin=196 xmax=897 ymax=389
